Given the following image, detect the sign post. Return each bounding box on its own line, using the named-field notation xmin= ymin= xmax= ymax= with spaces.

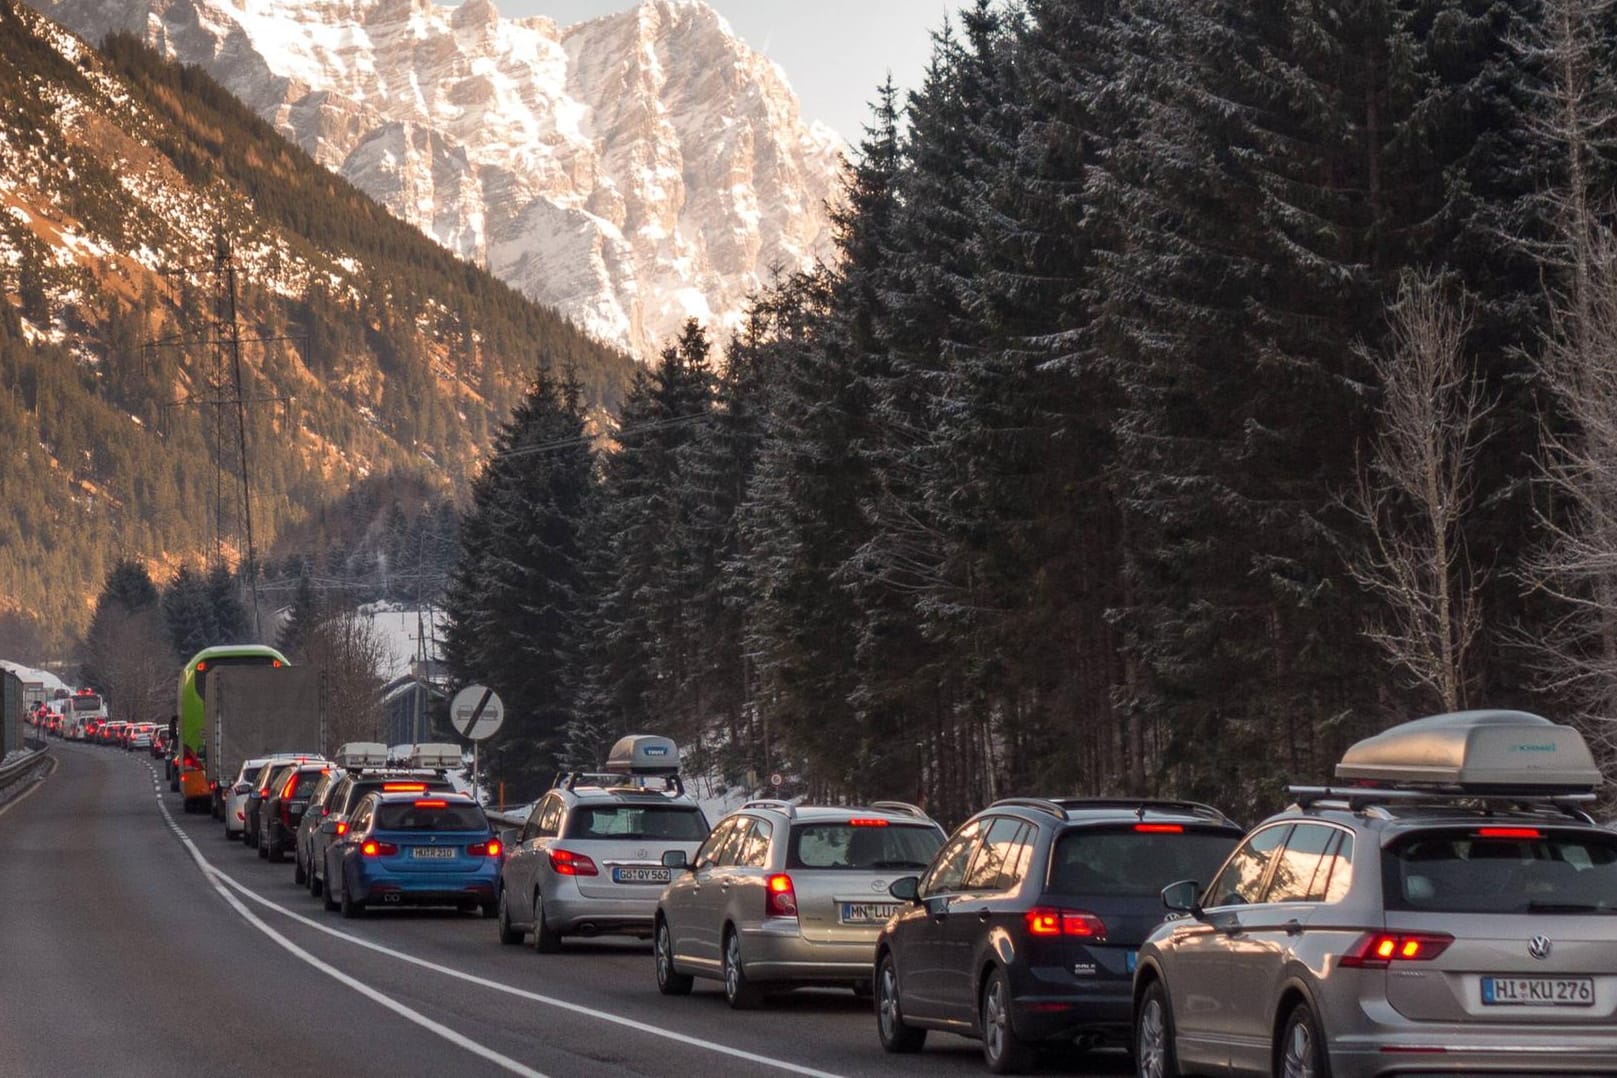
xmin=449 ymin=684 xmax=505 ymax=807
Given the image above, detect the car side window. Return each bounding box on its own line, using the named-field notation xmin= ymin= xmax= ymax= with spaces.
xmin=737 ymin=818 xmax=773 ymax=868
xmin=350 ymin=800 xmax=374 ymax=835
xmin=964 ymin=817 xmax=1031 ymax=892
xmin=1320 ymin=831 xmax=1354 ymax=903
xmin=920 ymin=819 xmax=984 ymax=897
xmin=1265 ymin=823 xmax=1338 ymax=903
xmin=694 ymin=818 xmax=739 ymax=869
xmin=1206 ymin=824 xmax=1290 ymax=907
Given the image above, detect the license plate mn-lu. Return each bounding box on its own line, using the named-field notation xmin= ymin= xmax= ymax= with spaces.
xmin=1482 ymin=976 xmax=1594 ymax=1006
xmin=840 ymin=902 xmax=901 ymax=924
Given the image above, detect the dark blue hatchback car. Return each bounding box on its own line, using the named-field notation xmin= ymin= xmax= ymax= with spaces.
xmin=323 ymin=790 xmax=502 ymax=918
xmin=874 ymin=798 xmax=1243 ymax=1073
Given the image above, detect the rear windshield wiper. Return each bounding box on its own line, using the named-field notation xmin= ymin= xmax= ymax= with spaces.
xmin=869 ymin=860 xmax=930 ymax=869
xmin=1527 ymin=901 xmax=1609 ymax=913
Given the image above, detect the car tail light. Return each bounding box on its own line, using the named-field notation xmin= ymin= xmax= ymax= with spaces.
xmin=335 ymin=821 xmax=348 ymax=836
xmin=548 ymin=848 xmax=599 ymax=876
xmin=1024 ymin=907 xmax=1107 ymax=938
xmin=281 ymin=774 xmax=300 ymax=799
xmin=1134 ymin=823 xmax=1184 ymax=833
xmin=847 ymin=818 xmax=889 ymax=827
xmin=413 ymin=800 xmax=448 ymax=808
xmin=258 ymin=789 xmax=269 ymax=799
xmin=1339 ymin=931 xmax=1453 ymax=968
xmin=182 ymin=746 xmax=200 ymax=771
xmin=361 ymin=840 xmax=399 ymax=857
xmin=383 ymin=783 xmax=427 ymax=792
xmin=468 ymin=839 xmax=502 ymax=857
xmin=765 ymin=874 xmax=798 ymax=918
xmin=1476 ymin=827 xmax=1542 ymax=840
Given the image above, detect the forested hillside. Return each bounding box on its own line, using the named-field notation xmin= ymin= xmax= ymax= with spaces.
xmin=447 ymin=0 xmax=1617 ymax=819
xmin=0 ymin=2 xmax=633 ymax=651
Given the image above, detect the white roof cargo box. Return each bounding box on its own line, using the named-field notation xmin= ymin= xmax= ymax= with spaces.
xmin=335 ymin=742 xmax=389 ymax=769
xmin=1336 ymin=710 xmax=1601 ymax=793
xmin=406 ymin=743 xmax=463 ymax=770
xmin=605 ymin=735 xmax=680 ymax=776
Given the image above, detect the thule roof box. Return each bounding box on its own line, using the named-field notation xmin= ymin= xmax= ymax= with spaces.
xmin=335 ymin=742 xmax=389 ymax=769
xmin=402 ymin=743 xmax=463 ymax=771
xmin=604 ymin=735 xmax=680 ymax=776
xmin=1332 ymin=710 xmax=1600 ymax=794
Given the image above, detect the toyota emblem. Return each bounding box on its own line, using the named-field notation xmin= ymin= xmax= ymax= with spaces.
xmin=1528 ymin=935 xmax=1553 ymax=960
xmin=871 ymin=879 xmax=888 ymax=893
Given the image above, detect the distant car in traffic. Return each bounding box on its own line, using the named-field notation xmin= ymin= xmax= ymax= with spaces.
xmin=657 ymin=800 xmax=946 ymax=1008
xmin=259 ymin=762 xmax=334 ymax=863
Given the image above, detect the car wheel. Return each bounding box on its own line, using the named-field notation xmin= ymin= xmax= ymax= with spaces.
xmin=655 ymin=918 xmax=693 ymax=996
xmin=1278 ymin=1001 xmax=1329 ymax=1078
xmin=496 ymin=890 xmax=523 ymax=945
xmin=257 ymin=834 xmax=269 ymax=859
xmin=875 ymin=951 xmax=926 ymax=1053
xmin=267 ymin=838 xmax=283 ymax=864
xmin=722 ymin=927 xmax=763 ymax=1010
xmin=293 ymin=853 xmax=307 ymax=886
xmin=322 ymin=875 xmax=339 ymax=911
xmin=981 ymin=967 xmax=1035 ymax=1074
xmin=309 ymin=867 xmax=323 ymax=898
xmin=1135 ymin=980 xmax=1181 ymax=1078
xmin=340 ymin=878 xmax=364 ymax=919
xmin=531 ymin=893 xmax=562 ymax=954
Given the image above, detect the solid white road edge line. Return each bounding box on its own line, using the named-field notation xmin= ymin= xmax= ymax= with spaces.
xmin=143 ymin=764 xmax=847 ymax=1078
xmin=144 ymin=766 xmax=549 ymax=1078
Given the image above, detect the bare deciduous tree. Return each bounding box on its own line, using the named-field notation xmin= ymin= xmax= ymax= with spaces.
xmin=83 ymin=606 xmax=175 ymax=722
xmin=303 ymin=608 xmax=387 ymax=752
xmin=1340 ymin=273 xmax=1494 ymax=711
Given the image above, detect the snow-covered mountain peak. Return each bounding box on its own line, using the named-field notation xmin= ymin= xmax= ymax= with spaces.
xmin=31 ymin=0 xmax=844 ymax=358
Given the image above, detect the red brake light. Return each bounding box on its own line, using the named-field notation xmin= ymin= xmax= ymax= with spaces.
xmin=335 ymin=821 xmax=348 ymax=836
xmin=1340 ymin=931 xmax=1453 ymax=968
xmin=765 ymin=873 xmax=798 ymax=918
xmin=383 ymin=783 xmax=427 ymax=792
xmin=281 ymin=775 xmax=299 ymax=799
xmin=361 ymin=840 xmax=398 ymax=857
xmin=1135 ymin=823 xmax=1184 ymax=833
xmin=1024 ymin=907 xmax=1107 ymax=938
xmin=195 ymin=661 xmax=206 ymax=673
xmin=469 ymin=839 xmax=502 ymax=857
xmin=258 ymin=789 xmax=269 ymax=799
xmin=548 ymin=848 xmax=599 ymax=876
xmin=271 ymin=659 xmax=282 ymax=668
xmin=847 ymin=818 xmax=889 ymax=827
xmin=413 ymin=800 xmax=448 ymax=808
xmin=1476 ymin=827 xmax=1542 ymax=840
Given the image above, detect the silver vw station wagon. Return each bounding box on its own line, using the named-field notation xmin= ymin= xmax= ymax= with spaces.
xmin=1133 ymin=710 xmax=1617 ymax=1078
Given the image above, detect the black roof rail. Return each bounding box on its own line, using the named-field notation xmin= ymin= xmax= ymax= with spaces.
xmin=989 ymin=797 xmax=1068 ymax=819
xmin=1051 ymin=797 xmax=1236 ymax=825
xmin=1285 ymin=785 xmax=1596 ymax=821
xmin=742 ymin=799 xmax=797 ymax=818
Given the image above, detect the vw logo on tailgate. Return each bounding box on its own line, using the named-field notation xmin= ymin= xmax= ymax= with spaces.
xmin=1528 ymin=935 xmax=1553 ymax=960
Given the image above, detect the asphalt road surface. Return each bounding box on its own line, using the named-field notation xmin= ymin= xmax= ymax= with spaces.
xmin=0 ymin=743 xmax=1131 ymax=1077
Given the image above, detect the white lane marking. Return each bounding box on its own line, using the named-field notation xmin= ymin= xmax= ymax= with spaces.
xmin=0 ymin=752 xmax=59 ymax=819
xmin=141 ymin=764 xmax=548 ymax=1078
xmin=142 ymin=764 xmax=846 ymax=1078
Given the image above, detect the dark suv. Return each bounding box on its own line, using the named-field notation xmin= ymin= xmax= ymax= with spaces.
xmin=259 ymin=763 xmax=333 ymax=862
xmin=874 ymin=798 xmax=1244 ymax=1072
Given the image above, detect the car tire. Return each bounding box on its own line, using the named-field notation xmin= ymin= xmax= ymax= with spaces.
xmin=293 ymin=853 xmax=307 ymax=886
xmin=875 ymin=951 xmax=926 ymax=1053
xmin=1277 ymin=1001 xmax=1330 ymax=1078
xmin=340 ymin=879 xmax=364 ymax=919
xmin=1135 ymin=980 xmax=1181 ymax=1078
xmin=257 ymin=834 xmax=269 ymax=859
xmin=531 ymin=893 xmax=562 ymax=954
xmin=309 ymin=868 xmax=323 ymax=898
xmin=722 ymin=927 xmax=763 ymax=1010
xmin=267 ymin=837 xmax=283 ymax=864
xmin=496 ymin=891 xmax=524 ymax=945
xmin=654 ymin=918 xmax=693 ymax=996
xmin=981 ymin=966 xmax=1035 ymax=1075
xmin=323 ymin=875 xmax=339 ymax=911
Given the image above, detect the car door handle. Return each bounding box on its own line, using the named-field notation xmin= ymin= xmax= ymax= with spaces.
xmin=1284 ymin=919 xmax=1303 ymax=936
xmin=978 ymin=909 xmax=991 ymax=924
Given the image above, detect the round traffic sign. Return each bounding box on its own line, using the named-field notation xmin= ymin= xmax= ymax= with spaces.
xmin=768 ymin=771 xmax=784 ymax=788
xmin=450 ymin=684 xmax=505 ymax=741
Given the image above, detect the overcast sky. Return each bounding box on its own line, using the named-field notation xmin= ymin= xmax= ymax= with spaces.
xmin=499 ymin=0 xmax=954 ymax=147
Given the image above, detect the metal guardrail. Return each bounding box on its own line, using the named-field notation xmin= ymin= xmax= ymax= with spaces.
xmin=0 ymin=741 xmax=51 ymax=806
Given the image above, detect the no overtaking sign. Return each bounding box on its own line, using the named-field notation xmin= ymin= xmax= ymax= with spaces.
xmin=450 ymin=685 xmax=505 ymax=741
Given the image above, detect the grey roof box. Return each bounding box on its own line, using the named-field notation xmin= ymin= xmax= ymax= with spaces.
xmin=1335 ymin=710 xmax=1601 ymax=793
xmin=604 ymin=734 xmax=680 ymax=776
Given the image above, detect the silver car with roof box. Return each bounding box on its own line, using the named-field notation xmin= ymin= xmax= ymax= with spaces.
xmin=495 ymin=735 xmax=710 ymax=951
xmin=1133 ymin=710 xmax=1617 ymax=1078
xmin=655 ymin=800 xmax=947 ymax=1008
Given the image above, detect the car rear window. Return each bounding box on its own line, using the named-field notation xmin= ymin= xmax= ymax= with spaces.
xmin=787 ymin=822 xmax=944 ymax=870
xmin=563 ymin=804 xmax=708 ymax=841
xmin=1384 ymin=828 xmax=1617 ymax=914
xmin=1048 ymin=826 xmax=1241 ymax=896
xmin=375 ymin=802 xmax=487 ymax=831
xmin=290 ymin=771 xmax=326 ymax=797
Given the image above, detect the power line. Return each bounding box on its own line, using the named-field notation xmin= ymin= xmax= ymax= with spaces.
xmin=488 ymin=411 xmax=710 ymax=463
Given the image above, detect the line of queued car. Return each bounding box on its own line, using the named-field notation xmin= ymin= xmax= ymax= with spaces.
xmin=168 ymin=715 xmax=1617 ymax=1077
xmin=36 ymin=698 xmax=172 ymax=760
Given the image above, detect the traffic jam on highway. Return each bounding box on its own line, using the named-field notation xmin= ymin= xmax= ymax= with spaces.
xmin=27 ymin=691 xmax=1617 ymax=1077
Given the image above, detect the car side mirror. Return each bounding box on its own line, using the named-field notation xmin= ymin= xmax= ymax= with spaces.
xmin=499 ymin=828 xmax=519 ymax=850
xmin=320 ymin=820 xmax=338 ymax=834
xmin=1161 ymin=879 xmax=1203 ymax=917
xmin=888 ymin=876 xmax=920 ymax=903
xmin=661 ymin=849 xmax=690 ymax=871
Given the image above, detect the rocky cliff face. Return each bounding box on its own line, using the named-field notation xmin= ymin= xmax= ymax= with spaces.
xmin=32 ymin=0 xmax=846 ymax=359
